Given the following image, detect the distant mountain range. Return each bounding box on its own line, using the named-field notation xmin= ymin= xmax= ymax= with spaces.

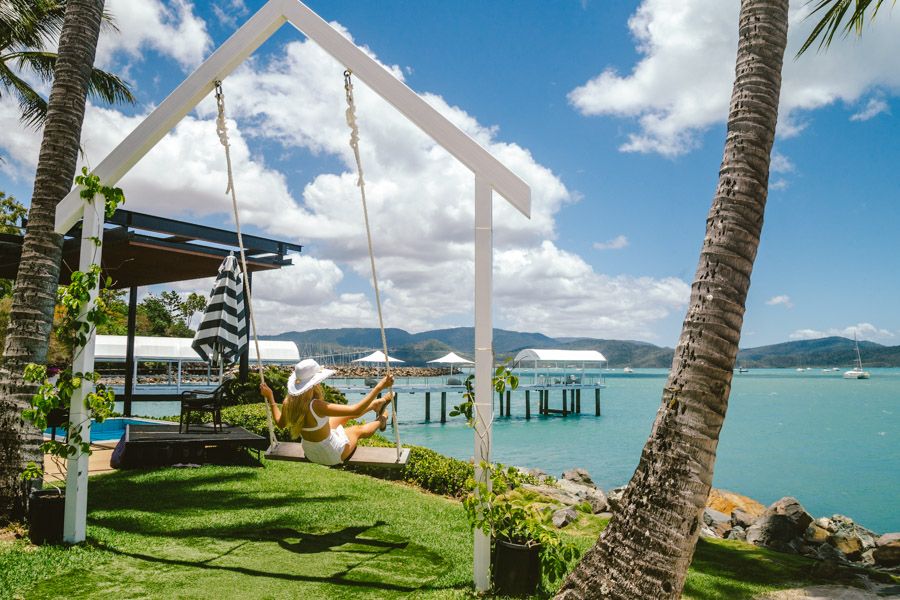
xmin=262 ymin=328 xmax=900 ymax=368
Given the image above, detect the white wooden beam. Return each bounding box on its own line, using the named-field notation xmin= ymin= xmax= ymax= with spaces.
xmin=472 ymin=174 xmax=493 ymax=591
xmin=55 ymin=0 xmax=287 ymax=233
xmin=63 ymin=197 xmax=104 ymax=544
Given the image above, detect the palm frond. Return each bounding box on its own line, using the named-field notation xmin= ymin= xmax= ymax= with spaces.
xmin=797 ymin=0 xmax=895 ymax=57
xmin=0 ymin=57 xmax=47 ymax=127
xmin=87 ymin=67 xmax=134 ymax=106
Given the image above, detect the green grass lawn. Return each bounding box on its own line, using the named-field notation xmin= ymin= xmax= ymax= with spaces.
xmin=0 ymin=461 xmax=856 ymax=599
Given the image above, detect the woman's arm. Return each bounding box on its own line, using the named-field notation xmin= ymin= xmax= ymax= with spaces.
xmin=314 ymin=374 xmax=394 ymax=418
xmin=259 ymin=383 xmax=286 ymax=428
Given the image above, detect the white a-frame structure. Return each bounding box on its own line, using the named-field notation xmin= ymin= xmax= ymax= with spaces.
xmin=54 ymin=0 xmax=530 ymax=591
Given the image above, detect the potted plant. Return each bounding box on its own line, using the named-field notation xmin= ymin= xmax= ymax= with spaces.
xmin=28 ymin=487 xmax=65 ymax=545
xmin=464 ymin=465 xmax=579 ymax=596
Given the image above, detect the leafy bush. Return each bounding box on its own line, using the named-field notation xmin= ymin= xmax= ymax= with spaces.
xmin=403 ymin=446 xmax=474 ymax=498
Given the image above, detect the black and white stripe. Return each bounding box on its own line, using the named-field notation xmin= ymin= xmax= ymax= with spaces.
xmin=191 ymin=254 xmax=248 ymax=365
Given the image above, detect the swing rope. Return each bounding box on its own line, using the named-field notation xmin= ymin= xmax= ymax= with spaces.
xmin=214 ymin=80 xmax=276 ymax=449
xmin=344 ymin=69 xmax=401 ymax=460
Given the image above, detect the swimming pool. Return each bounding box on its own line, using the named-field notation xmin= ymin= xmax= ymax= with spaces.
xmin=44 ymin=417 xmax=171 ymax=442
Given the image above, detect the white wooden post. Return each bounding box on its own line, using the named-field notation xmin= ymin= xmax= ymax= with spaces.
xmin=63 ymin=196 xmax=104 ymax=544
xmin=473 ymin=175 xmax=493 ymax=591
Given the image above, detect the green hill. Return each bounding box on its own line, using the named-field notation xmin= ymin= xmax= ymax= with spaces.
xmin=263 ymin=328 xmax=900 ymax=368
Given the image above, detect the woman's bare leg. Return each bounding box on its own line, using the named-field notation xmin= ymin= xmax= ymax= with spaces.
xmin=340 ymin=416 xmax=386 ymax=461
xmin=329 ymin=394 xmax=391 ymax=430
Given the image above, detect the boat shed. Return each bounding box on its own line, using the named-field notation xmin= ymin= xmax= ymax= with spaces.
xmin=513 ymin=348 xmax=608 ymax=367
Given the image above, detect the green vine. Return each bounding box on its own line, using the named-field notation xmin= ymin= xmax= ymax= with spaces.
xmin=21 ymin=168 xmax=124 ymax=482
xmin=449 ymin=362 xmax=518 ymax=426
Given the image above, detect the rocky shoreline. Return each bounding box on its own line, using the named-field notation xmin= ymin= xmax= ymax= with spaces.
xmin=517 ymin=466 xmax=900 ymax=578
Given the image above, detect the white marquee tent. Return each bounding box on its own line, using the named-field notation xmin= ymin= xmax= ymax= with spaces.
xmin=351 ymin=350 xmax=404 ymax=364
xmin=95 ymin=335 xmax=299 ymax=363
xmin=427 ymin=351 xmax=474 ymax=365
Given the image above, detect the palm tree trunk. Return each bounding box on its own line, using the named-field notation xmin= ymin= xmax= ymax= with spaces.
xmin=556 ymin=1 xmax=789 ymax=597
xmin=0 ymin=0 xmax=105 ymax=523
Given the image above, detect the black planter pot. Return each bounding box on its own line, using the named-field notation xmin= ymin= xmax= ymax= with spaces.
xmin=492 ymin=538 xmax=542 ymax=596
xmin=28 ymin=489 xmax=65 ymax=545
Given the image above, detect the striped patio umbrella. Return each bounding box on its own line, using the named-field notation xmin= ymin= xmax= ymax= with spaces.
xmin=191 ymin=254 xmax=248 ymax=368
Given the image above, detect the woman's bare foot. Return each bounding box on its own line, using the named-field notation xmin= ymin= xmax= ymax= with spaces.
xmin=377 ymin=413 xmax=388 ymax=432
xmin=373 ymin=393 xmax=393 ymax=417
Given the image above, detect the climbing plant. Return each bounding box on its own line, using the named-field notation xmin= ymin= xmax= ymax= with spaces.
xmin=21 ymin=169 xmax=124 ymax=481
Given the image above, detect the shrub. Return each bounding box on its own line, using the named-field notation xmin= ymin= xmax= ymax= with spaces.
xmin=403 ymin=446 xmax=473 ymax=498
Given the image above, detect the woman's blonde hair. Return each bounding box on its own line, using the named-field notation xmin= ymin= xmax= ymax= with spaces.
xmin=282 ymin=384 xmax=325 ymax=440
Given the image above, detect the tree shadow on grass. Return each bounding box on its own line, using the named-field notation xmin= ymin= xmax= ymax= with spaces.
xmin=87 ymin=469 xmax=347 ymax=518
xmin=100 ymin=521 xmax=436 ymax=594
xmin=684 ymin=538 xmax=835 ymax=600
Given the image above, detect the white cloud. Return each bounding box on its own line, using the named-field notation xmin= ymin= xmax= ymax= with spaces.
xmin=769 ymin=178 xmax=789 ymax=191
xmin=766 ymin=294 xmax=793 ymax=308
xmin=0 ymin=19 xmax=691 ymax=341
xmin=789 ymin=322 xmax=894 ymax=342
xmin=850 ymin=97 xmax=890 ymax=121
xmin=96 ymin=0 xmax=212 ymax=70
xmin=770 ymin=151 xmax=795 ymax=174
xmin=569 ymin=0 xmax=900 ymax=156
xmin=212 ymin=0 xmax=249 ymax=28
xmin=593 ymin=235 xmax=629 ymax=250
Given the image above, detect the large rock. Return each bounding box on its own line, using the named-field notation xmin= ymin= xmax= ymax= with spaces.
xmin=561 ymin=468 xmax=595 ymax=488
xmin=731 ymin=509 xmax=756 ymax=529
xmin=805 ymin=523 xmax=830 ymax=544
xmin=873 ymin=539 xmax=900 ymax=568
xmin=726 ymin=526 xmax=747 ymax=541
xmin=552 ymin=507 xmax=578 ymax=528
xmin=522 ymin=483 xmax=581 ymax=507
xmin=703 ymin=508 xmax=732 ymax=538
xmin=556 ymin=479 xmax=609 ymax=513
xmin=828 ymin=531 xmax=864 ymax=560
xmin=707 ymin=488 xmax=766 ymax=522
xmin=746 ymin=497 xmax=813 ymax=554
xmin=877 ymin=532 xmax=900 ymax=547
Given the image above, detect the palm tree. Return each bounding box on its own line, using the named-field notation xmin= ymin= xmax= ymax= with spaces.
xmin=556 ymin=1 xmax=789 ymax=598
xmin=0 ymin=0 xmax=132 ymax=128
xmin=0 ymin=0 xmax=106 ymax=522
xmin=797 ymin=0 xmax=894 ymax=56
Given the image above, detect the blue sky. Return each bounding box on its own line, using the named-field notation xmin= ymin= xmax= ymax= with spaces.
xmin=1 ymin=0 xmax=898 ymax=348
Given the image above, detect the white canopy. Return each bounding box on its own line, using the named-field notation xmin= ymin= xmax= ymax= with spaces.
xmin=94 ymin=335 xmax=300 ymax=363
xmin=427 ymin=352 xmax=474 ymax=364
xmin=351 ymin=350 xmax=404 ymax=364
xmin=513 ymin=349 xmax=607 ymax=364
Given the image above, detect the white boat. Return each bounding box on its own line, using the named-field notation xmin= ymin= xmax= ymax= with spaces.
xmin=623 ymin=367 xmax=634 ymax=374
xmin=843 ymin=335 xmax=870 ymax=379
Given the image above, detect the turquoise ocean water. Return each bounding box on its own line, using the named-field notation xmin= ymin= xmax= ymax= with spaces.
xmin=120 ymin=368 xmax=899 ymax=533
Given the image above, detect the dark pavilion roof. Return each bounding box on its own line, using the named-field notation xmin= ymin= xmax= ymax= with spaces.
xmin=0 ymin=209 xmax=302 ymax=289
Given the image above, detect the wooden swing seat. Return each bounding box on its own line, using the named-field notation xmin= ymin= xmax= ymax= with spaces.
xmin=265 ymin=441 xmax=410 ymax=468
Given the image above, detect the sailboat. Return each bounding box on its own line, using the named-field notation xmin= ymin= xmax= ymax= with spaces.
xmin=843 ymin=334 xmax=870 ymax=379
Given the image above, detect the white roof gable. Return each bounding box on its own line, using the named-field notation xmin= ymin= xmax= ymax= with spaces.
xmin=56 ymin=0 xmax=530 ymax=234
xmin=513 ymin=349 xmax=607 ymax=364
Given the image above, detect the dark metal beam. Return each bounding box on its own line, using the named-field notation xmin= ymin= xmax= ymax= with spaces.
xmin=124 ymin=286 xmax=138 ymax=417
xmin=107 ymin=209 xmax=302 ymax=255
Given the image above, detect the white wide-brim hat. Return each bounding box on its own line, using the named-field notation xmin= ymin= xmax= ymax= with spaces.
xmin=287 ymin=359 xmax=335 ymax=396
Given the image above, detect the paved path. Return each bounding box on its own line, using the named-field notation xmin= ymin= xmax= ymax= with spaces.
xmin=43 ymin=443 xmax=117 ymax=483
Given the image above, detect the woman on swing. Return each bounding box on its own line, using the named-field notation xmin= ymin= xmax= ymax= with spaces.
xmin=259 ymin=359 xmax=392 ymax=466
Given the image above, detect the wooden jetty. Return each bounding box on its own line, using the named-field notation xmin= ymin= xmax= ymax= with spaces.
xmin=333 ymin=381 xmax=604 ymax=421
